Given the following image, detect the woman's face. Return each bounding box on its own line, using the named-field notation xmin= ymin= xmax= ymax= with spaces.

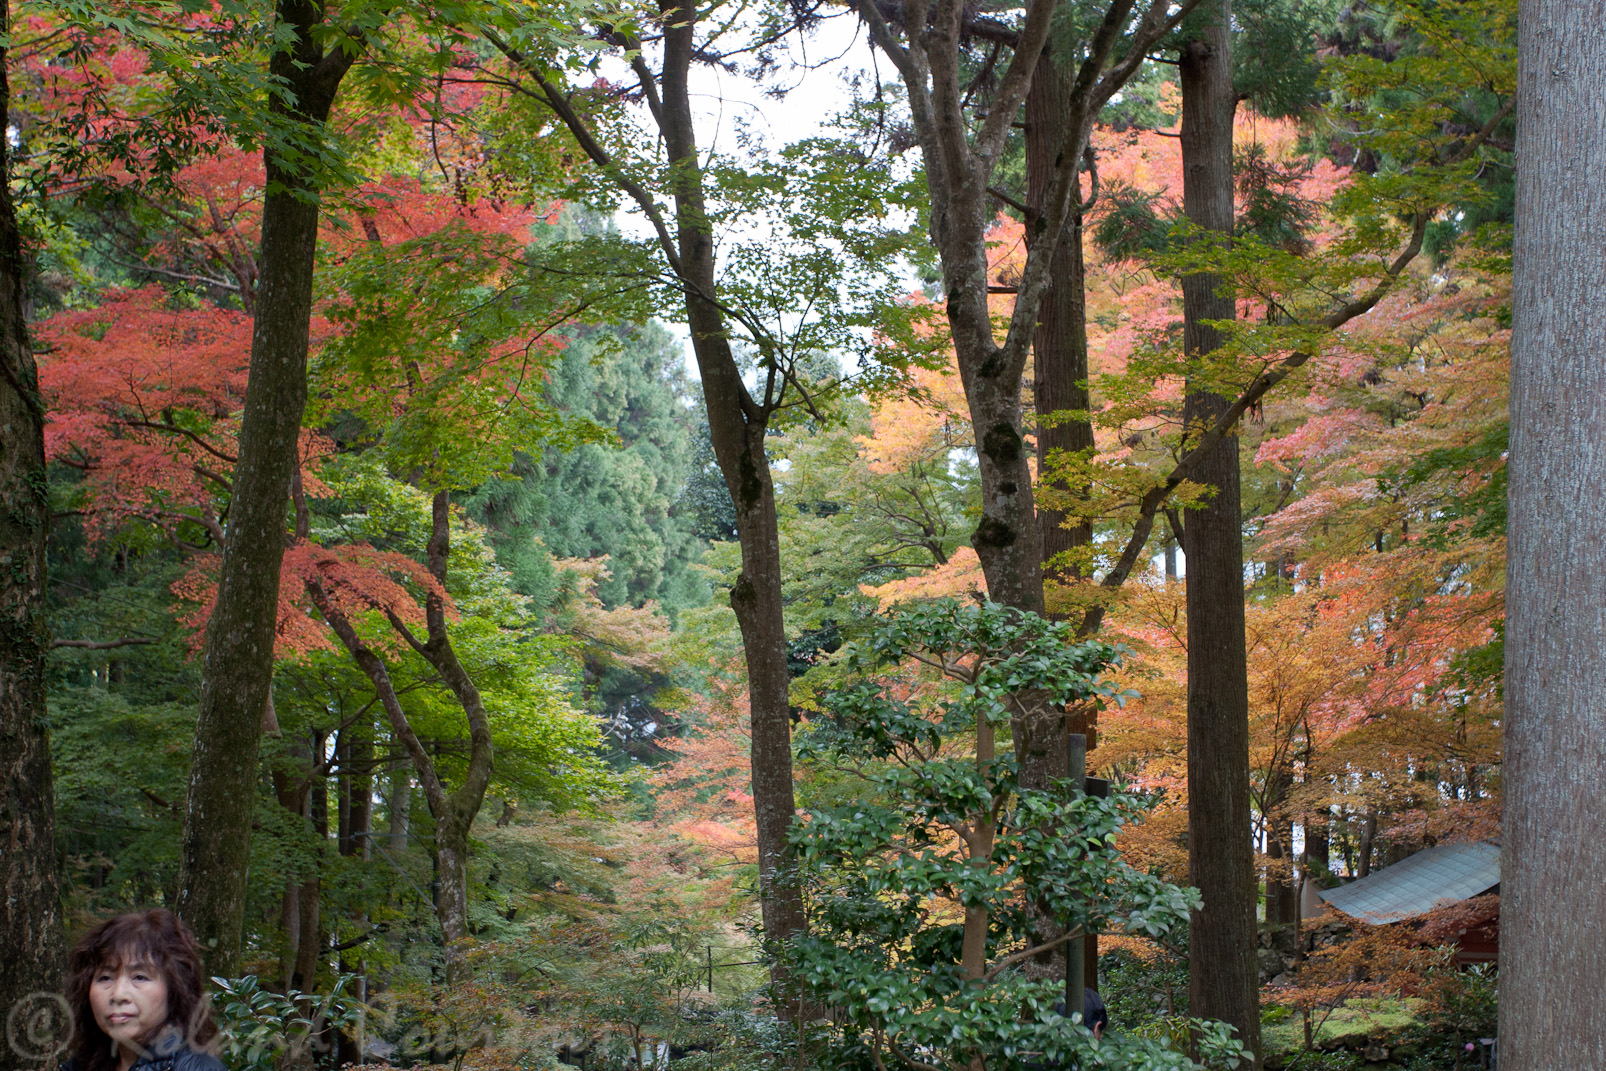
xmin=89 ymin=958 xmax=168 ymax=1055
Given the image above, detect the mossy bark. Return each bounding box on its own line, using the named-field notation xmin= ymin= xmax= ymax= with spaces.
xmin=0 ymin=0 xmax=65 ymax=1027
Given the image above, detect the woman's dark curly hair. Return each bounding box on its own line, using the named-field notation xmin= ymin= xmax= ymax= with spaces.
xmin=66 ymin=909 xmax=219 ymax=1071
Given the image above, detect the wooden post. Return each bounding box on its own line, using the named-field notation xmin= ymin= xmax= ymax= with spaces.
xmin=1065 ymin=731 xmax=1087 ymax=1025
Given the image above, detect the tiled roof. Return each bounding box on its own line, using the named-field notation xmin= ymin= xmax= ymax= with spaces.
xmin=1318 ymin=841 xmax=1501 ymax=925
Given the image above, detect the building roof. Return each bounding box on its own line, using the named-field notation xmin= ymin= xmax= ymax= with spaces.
xmin=1317 ymin=841 xmax=1501 ymax=925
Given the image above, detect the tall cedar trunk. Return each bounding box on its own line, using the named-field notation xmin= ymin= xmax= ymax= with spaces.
xmin=1179 ymin=3 xmax=1261 ymax=1062
xmin=1357 ymin=808 xmax=1375 ymax=878
xmin=659 ymin=0 xmax=806 ymax=965
xmin=177 ymin=0 xmax=355 ymax=971
xmin=1028 ymin=59 xmax=1095 ymax=598
xmin=1505 ymin=4 xmax=1606 ymax=1060
xmin=0 ymin=0 xmax=65 ymax=1028
xmin=1023 ymin=49 xmax=1101 ymax=988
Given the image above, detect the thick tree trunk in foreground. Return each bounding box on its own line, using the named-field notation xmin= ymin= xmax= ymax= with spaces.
xmin=1503 ymin=3 xmax=1606 ymax=1063
xmin=0 ymin=0 xmax=65 ymax=1032
xmin=1179 ymin=3 xmax=1260 ymax=1063
xmin=177 ymin=0 xmax=356 ymax=972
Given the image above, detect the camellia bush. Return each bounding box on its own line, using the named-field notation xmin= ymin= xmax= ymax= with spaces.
xmin=789 ymin=600 xmax=1247 ymax=1071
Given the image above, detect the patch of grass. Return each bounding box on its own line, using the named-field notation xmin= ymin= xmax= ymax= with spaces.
xmin=1262 ymin=997 xmax=1425 ymax=1054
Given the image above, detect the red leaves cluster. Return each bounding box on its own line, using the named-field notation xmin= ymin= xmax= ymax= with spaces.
xmin=38 ymin=286 xmax=249 ymax=539
xmin=173 ymin=543 xmax=451 ymax=657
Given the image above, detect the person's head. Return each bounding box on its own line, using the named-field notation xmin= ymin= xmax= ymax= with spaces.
xmin=1083 ymin=987 xmax=1108 ymax=1040
xmin=67 ymin=910 xmax=217 ymax=1071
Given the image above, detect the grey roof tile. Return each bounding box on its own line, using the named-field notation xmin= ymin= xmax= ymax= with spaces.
xmin=1318 ymin=842 xmax=1500 ymax=924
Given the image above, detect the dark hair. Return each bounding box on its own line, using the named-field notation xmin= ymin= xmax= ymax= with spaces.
xmin=67 ymin=909 xmax=218 ymax=1071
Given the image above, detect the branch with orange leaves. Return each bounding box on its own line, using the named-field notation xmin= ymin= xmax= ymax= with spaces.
xmin=1076 ymin=95 xmax=1512 ymax=637
xmin=1078 ymin=213 xmax=1431 ymax=637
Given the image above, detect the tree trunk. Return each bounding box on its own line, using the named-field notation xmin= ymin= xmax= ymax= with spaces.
xmin=0 ymin=0 xmax=65 ymax=1030
xmin=177 ymin=0 xmax=356 ymax=973
xmin=1357 ymin=808 xmax=1376 ymax=878
xmin=1265 ymin=813 xmax=1298 ymax=933
xmin=306 ymin=492 xmax=492 ymax=984
xmin=1179 ymin=3 xmax=1260 ymax=1063
xmin=388 ymin=760 xmax=411 ymax=853
xmin=273 ymin=740 xmax=312 ymax=991
xmin=1504 ymin=4 xmax=1606 ymax=1060
xmin=1302 ymin=809 xmax=1329 ymax=887
xmin=657 ymin=2 xmax=807 ymax=967
xmin=1025 ymin=53 xmax=1103 ymax=991
xmin=339 ymin=728 xmax=373 ymax=859
xmin=1028 ymin=58 xmax=1095 ymax=602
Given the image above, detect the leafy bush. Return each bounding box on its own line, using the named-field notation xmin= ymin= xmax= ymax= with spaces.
xmin=211 ymin=974 xmax=363 ymax=1071
xmin=788 ymin=600 xmax=1249 ymax=1071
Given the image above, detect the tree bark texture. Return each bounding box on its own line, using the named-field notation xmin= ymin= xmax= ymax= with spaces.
xmin=855 ymin=0 xmax=1181 ymax=618
xmin=1027 ymin=55 xmax=1095 ymax=599
xmin=1503 ymin=3 xmax=1606 ymax=1062
xmin=0 ymin=0 xmax=66 ymax=1036
xmin=1179 ymin=3 xmax=1261 ymax=1062
xmin=177 ymin=0 xmax=355 ymax=973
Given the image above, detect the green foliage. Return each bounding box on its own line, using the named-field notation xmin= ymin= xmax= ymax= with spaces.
xmin=1101 ymin=945 xmax=1191 ymax=1032
xmin=49 ymin=687 xmax=192 ymax=911
xmin=468 ymin=320 xmax=705 ymax=615
xmin=212 ymin=974 xmax=364 ymax=1071
xmin=1234 ymin=0 xmax=1340 ymax=119
xmin=790 ymin=600 xmax=1247 ymax=1071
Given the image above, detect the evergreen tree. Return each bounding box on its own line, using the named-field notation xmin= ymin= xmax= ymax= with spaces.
xmin=468 ymin=321 xmax=706 ymax=616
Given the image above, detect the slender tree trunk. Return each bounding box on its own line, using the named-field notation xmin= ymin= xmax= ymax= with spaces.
xmin=1025 ymin=53 xmax=1102 ymax=990
xmin=658 ymin=1 xmax=806 ymax=965
xmin=293 ymin=753 xmax=326 ymax=989
xmin=1357 ymin=808 xmax=1376 ymax=878
xmin=0 ymin=0 xmax=65 ymax=1028
xmin=1028 ymin=59 xmax=1095 ymax=601
xmin=177 ymin=0 xmax=356 ymax=972
xmin=388 ymin=760 xmax=411 ymax=853
xmin=273 ymin=741 xmax=312 ymax=991
xmin=1179 ymin=3 xmax=1260 ymax=1062
xmin=1504 ymin=4 xmax=1606 ymax=1060
xmin=306 ymin=493 xmax=492 ymax=984
xmin=1265 ymin=813 xmax=1297 ymax=934
xmin=1302 ymin=808 xmax=1329 ymax=887
xmin=339 ymin=729 xmax=373 ymax=859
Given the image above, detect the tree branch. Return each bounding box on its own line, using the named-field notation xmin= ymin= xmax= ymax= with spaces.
xmin=1078 ymin=211 xmax=1432 ymax=637
xmin=52 ymin=637 xmax=157 ymax=650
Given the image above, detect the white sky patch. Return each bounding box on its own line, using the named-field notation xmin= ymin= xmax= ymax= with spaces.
xmin=597 ymin=12 xmax=895 ymax=376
